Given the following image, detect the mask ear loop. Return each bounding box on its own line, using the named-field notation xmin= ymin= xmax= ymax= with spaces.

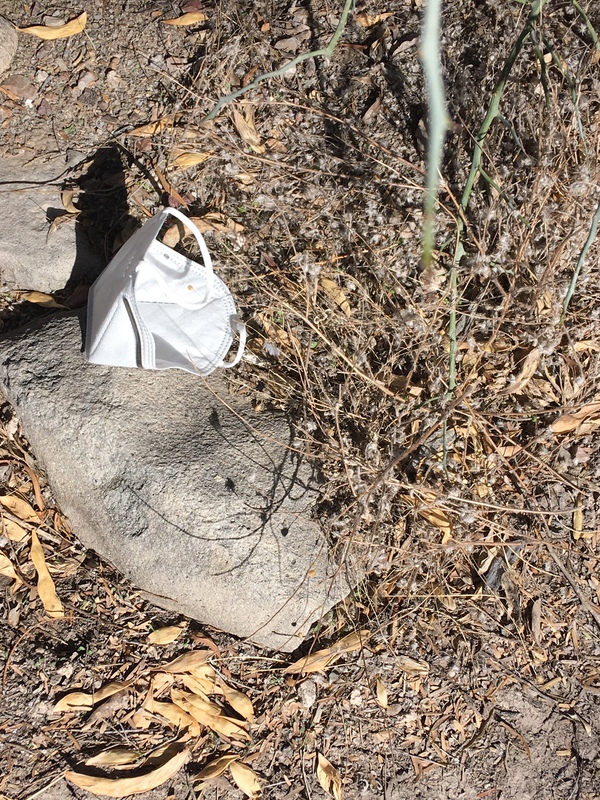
xmin=219 ymin=317 xmax=247 ymax=369
xmin=156 ymin=207 xmax=215 ymax=303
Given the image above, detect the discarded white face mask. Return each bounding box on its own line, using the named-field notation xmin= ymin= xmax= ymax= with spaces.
xmin=85 ymin=208 xmax=246 ymax=376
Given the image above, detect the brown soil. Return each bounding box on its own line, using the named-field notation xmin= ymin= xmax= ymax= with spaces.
xmin=1 ymin=1 xmax=600 ymax=799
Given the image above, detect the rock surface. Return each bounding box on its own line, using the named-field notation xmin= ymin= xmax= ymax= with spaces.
xmin=0 ymin=154 xmax=103 ymax=291
xmin=0 ymin=313 xmax=355 ymax=651
xmin=0 ymin=17 xmax=17 ymax=77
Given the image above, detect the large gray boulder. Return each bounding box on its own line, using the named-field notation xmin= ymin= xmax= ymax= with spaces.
xmin=0 ymin=155 xmax=103 ymax=291
xmin=0 ymin=313 xmax=356 ymax=650
xmin=0 ymin=17 xmax=17 ymax=77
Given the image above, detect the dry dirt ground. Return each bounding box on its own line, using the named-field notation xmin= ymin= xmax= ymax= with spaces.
xmin=1 ymin=0 xmax=600 ymax=798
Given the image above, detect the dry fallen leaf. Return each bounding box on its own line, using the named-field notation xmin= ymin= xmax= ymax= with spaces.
xmin=192 ymin=213 xmax=244 ymax=234
xmin=283 ymin=630 xmax=370 ymax=675
xmin=180 ymin=671 xmax=216 ymax=697
xmin=0 ymin=494 xmax=41 ymax=523
xmin=85 ymin=748 xmax=142 ymax=769
xmin=162 ymin=213 xmax=243 ymax=246
xmin=145 ymin=698 xmax=201 ymax=737
xmin=256 ymin=312 xmax=296 ymax=351
xmin=496 ymin=444 xmax=523 ymax=458
xmin=61 ymin=188 xmax=79 ymax=214
xmin=18 ymin=11 xmax=87 ymax=40
xmin=411 ymin=491 xmax=452 ymax=538
xmin=53 ymin=681 xmax=132 ymax=713
xmin=65 ymin=748 xmax=190 ymax=797
xmin=2 ymin=519 xmax=28 ymax=542
xmin=573 ymin=494 xmax=584 ymax=541
xmin=500 ymin=347 xmax=541 ymax=395
xmin=355 ymin=11 xmax=394 ymax=27
xmin=232 ymin=107 xmax=265 ymax=154
xmin=218 ymin=682 xmax=255 ymax=721
xmin=20 ymin=291 xmax=66 ymax=309
xmin=171 ymin=688 xmax=221 ymax=718
xmin=172 ymin=150 xmax=212 ymax=168
xmin=375 ymin=678 xmax=388 ymax=709
xmin=172 ymin=689 xmax=250 ymax=742
xmin=163 ymin=11 xmax=207 ymax=25
xmin=320 ymin=277 xmax=352 ymax=317
xmin=551 ymin=401 xmax=600 ymax=435
xmin=194 ymin=754 xmax=239 ymax=781
xmin=316 ymin=752 xmax=342 ymax=800
xmin=396 ymin=655 xmax=429 ymax=675
xmin=147 ymin=624 xmax=187 ymax=645
xmin=128 ymin=115 xmax=178 ymax=137
xmin=31 ymin=529 xmax=64 ymax=619
xmin=159 ymin=649 xmax=211 ymax=674
xmin=229 ymin=761 xmax=262 ymax=798
xmin=0 ymin=552 xmax=17 ymax=582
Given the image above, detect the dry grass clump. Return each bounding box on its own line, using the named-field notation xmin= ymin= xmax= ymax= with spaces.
xmin=98 ymin=1 xmax=600 ymax=670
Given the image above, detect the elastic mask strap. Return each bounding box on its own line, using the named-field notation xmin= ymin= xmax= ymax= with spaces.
xmin=156 ymin=208 xmax=215 ymax=303
xmin=220 ymin=317 xmax=247 ymax=369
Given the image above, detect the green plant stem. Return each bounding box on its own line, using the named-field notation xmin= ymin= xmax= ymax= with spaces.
xmin=561 ymin=200 xmax=600 ymax=324
xmin=460 ymin=0 xmax=546 ymax=214
xmin=202 ymin=0 xmax=354 ymax=122
xmin=421 ymin=0 xmax=447 ymax=267
xmin=572 ymin=0 xmax=600 ymax=53
xmin=447 ymin=0 xmax=547 ymax=397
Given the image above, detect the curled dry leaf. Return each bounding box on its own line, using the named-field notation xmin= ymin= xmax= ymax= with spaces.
xmin=0 ymin=494 xmax=41 ymax=523
xmin=500 ymin=347 xmax=541 ymax=395
xmin=65 ymin=748 xmax=190 ymax=797
xmin=320 ymin=277 xmax=352 ymax=317
xmin=194 ymin=754 xmax=239 ymax=781
xmin=20 ymin=291 xmax=66 ymax=309
xmin=163 ymin=11 xmax=207 ymax=26
xmin=232 ymin=108 xmax=265 ymax=154
xmin=316 ymin=752 xmax=342 ymax=800
xmin=229 ymin=761 xmax=262 ymax=798
xmin=283 ymin=630 xmax=370 ymax=675
xmin=147 ymin=624 xmax=187 ymax=645
xmin=53 ymin=681 xmax=132 ymax=713
xmin=355 ymin=11 xmax=394 ymax=27
xmin=61 ymin=189 xmax=79 ymax=215
xmin=551 ymin=401 xmax=600 ymax=435
xmin=31 ymin=529 xmax=63 ymax=619
xmin=18 ymin=11 xmax=87 ymax=40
